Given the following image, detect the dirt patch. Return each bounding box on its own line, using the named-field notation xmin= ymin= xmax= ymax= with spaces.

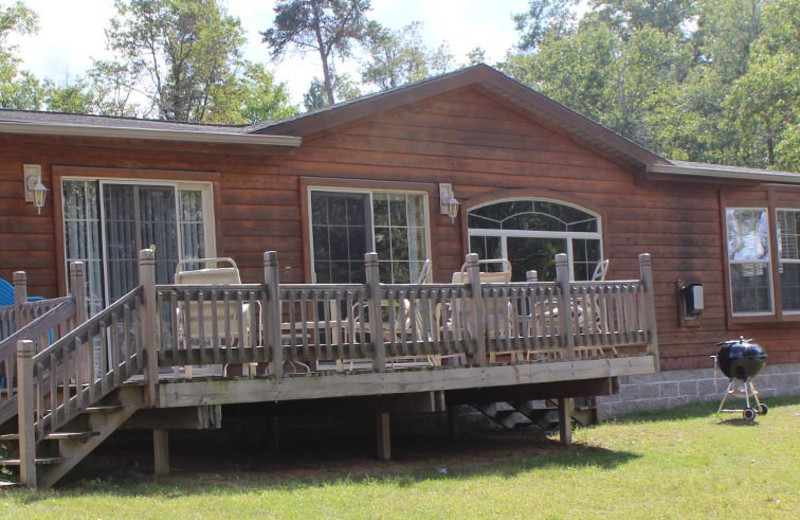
xmin=69 ymin=429 xmax=567 ymax=486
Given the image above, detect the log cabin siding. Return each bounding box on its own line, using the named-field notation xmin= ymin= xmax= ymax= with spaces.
xmin=1 ymin=85 xmax=798 ymax=371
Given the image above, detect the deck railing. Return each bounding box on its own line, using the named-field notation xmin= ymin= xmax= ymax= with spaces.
xmin=153 ymin=251 xmax=659 ymax=378
xmin=18 ymin=285 xmax=144 ymax=440
xmin=0 ymin=265 xmax=87 ymax=422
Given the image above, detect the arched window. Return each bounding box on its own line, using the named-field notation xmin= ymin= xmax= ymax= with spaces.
xmin=468 ymin=199 xmax=602 ymax=281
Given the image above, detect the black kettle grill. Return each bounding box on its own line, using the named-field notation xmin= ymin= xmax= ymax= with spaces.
xmin=713 ymin=337 xmax=768 ymax=421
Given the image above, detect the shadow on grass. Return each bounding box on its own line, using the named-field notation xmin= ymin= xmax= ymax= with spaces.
xmin=6 ymin=431 xmax=640 ymax=502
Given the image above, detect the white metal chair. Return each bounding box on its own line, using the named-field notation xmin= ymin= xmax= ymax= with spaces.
xmin=442 ymin=259 xmax=515 ymax=363
xmin=174 ymin=257 xmax=253 ymax=378
xmin=341 ymin=259 xmax=436 ymax=371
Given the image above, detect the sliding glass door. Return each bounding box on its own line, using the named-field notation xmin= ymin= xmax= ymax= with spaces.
xmin=63 ymin=179 xmax=213 ymax=315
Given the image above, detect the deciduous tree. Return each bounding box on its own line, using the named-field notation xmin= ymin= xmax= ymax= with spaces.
xmin=104 ymin=0 xmax=244 ymax=122
xmin=0 ymin=1 xmax=39 ymax=109
xmin=361 ymin=21 xmax=454 ymax=90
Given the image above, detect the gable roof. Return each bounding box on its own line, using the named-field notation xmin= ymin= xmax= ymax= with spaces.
xmin=249 ymin=64 xmax=669 ymax=169
xmin=2 ymin=65 xmax=799 ymax=184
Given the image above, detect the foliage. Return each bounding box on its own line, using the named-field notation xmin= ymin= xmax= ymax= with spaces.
xmin=104 ymin=0 xmax=246 ymax=122
xmin=512 ymin=0 xmax=580 ymax=51
xmin=503 ymin=0 xmax=800 ymax=171
xmin=303 ymin=73 xmax=360 ymax=111
xmin=0 ymin=0 xmax=38 ymax=109
xmin=262 ymin=0 xmax=374 ymax=106
xmin=361 ymin=21 xmax=454 ymax=91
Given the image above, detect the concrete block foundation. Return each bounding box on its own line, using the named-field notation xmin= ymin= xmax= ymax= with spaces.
xmin=597 ymin=362 xmax=800 ymax=420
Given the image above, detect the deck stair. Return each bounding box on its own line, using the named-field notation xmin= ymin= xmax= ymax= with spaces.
xmin=471 ymin=402 xmax=539 ymax=430
xmin=0 ymin=387 xmax=142 ymax=488
xmin=472 ymin=399 xmax=597 ymax=431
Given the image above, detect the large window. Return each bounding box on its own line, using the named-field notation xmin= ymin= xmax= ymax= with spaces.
xmin=726 ymin=208 xmax=773 ymax=315
xmin=309 ymin=189 xmax=429 ymax=284
xmin=778 ymin=209 xmax=800 ymax=312
xmin=468 ymin=199 xmax=602 ymax=281
xmin=63 ymin=179 xmax=214 ymax=315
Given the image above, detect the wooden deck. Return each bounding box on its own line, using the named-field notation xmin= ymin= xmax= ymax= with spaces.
xmin=0 ymin=250 xmax=659 ymax=488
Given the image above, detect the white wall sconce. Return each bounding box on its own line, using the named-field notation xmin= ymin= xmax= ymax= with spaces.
xmin=23 ymin=164 xmax=48 ymax=215
xmin=439 ymin=183 xmax=460 ymax=223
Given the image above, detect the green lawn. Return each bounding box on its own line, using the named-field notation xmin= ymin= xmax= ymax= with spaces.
xmin=3 ymin=398 xmax=800 ymax=519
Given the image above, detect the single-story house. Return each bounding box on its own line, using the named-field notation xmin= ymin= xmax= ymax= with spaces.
xmin=1 ymin=63 xmax=798 ymax=431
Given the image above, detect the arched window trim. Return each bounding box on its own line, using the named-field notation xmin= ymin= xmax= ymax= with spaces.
xmin=467 ymin=197 xmax=603 ymax=281
xmin=468 ymin=197 xmax=602 ymax=235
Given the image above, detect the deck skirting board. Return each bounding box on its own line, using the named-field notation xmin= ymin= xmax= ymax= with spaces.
xmin=158 ymin=355 xmax=657 ymax=407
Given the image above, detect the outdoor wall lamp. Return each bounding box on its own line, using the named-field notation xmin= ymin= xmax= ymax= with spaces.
xmin=23 ymin=164 xmax=48 ymax=215
xmin=439 ymin=183 xmax=460 ymax=223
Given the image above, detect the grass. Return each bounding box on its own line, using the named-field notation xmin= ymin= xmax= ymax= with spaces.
xmin=2 ymin=398 xmax=800 ymax=519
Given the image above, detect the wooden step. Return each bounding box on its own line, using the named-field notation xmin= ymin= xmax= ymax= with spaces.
xmin=0 ymin=457 xmax=67 ymax=466
xmin=82 ymin=405 xmax=124 ymax=413
xmin=0 ymin=431 xmax=100 ymax=442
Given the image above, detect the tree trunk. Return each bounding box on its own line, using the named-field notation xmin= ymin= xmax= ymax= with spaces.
xmin=311 ymin=2 xmax=335 ymax=106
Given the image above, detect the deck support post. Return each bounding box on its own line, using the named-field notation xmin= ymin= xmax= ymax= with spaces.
xmin=153 ymin=429 xmax=170 ymax=476
xmin=558 ymin=397 xmax=574 ymax=445
xmin=264 ymin=252 xmax=283 ymax=379
xmin=639 ymin=254 xmax=660 ymax=371
xmin=17 ymin=339 xmax=36 ymax=488
xmin=365 ymin=253 xmax=385 ymax=373
xmin=139 ymin=249 xmax=159 ymax=408
xmin=13 ymin=271 xmax=28 ymax=327
xmin=465 ymin=253 xmax=487 ymax=366
xmin=376 ymin=411 xmax=391 ymax=461
xmin=555 ymin=254 xmax=575 ymax=360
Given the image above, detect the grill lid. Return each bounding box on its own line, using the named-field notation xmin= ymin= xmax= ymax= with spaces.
xmin=716 ymin=337 xmax=767 ymax=381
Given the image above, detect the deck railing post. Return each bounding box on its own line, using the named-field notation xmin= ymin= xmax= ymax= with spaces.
xmin=138 ymin=249 xmax=159 ymax=407
xmin=365 ymin=252 xmax=385 ymax=373
xmin=69 ymin=262 xmax=87 ymax=327
xmin=264 ymin=251 xmax=283 ymax=379
xmin=465 ymin=253 xmax=488 ymax=367
xmin=17 ymin=339 xmax=36 ymax=488
xmin=555 ymin=253 xmax=575 ymax=360
xmin=526 ymin=270 xmax=538 ymax=283
xmin=639 ymin=253 xmax=660 ymax=371
xmin=13 ymin=271 xmax=28 ymax=328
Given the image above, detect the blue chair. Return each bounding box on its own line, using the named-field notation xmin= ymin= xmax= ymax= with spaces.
xmin=0 ymin=277 xmax=13 ymax=307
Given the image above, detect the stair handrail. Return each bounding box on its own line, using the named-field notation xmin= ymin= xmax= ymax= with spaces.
xmin=0 ymin=296 xmax=75 ymax=405
xmin=17 ymin=285 xmax=145 ymax=448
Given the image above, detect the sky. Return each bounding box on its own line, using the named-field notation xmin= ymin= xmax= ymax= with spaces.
xmin=10 ymin=0 xmax=535 ymax=106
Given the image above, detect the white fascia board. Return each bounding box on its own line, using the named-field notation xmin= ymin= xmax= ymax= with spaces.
xmin=0 ymin=121 xmax=302 ymax=147
xmin=648 ymin=162 xmax=800 ymax=184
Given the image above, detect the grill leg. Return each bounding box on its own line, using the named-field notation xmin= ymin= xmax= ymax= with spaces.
xmin=717 ymin=380 xmax=734 ymax=413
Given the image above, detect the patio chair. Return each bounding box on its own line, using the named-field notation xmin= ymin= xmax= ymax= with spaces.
xmin=443 ymin=259 xmax=515 ymax=363
xmin=174 ymin=257 xmax=254 ymax=378
xmin=0 ymin=278 xmax=13 ymax=307
xmin=341 ymin=259 xmax=437 ymax=371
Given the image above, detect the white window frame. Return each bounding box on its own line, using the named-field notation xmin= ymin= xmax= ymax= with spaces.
xmin=62 ymin=176 xmax=216 ymax=310
xmin=467 ymin=198 xmax=603 ymax=281
xmin=306 ymin=187 xmax=431 ymax=283
xmin=726 ymin=207 xmax=774 ymax=317
xmin=777 ymin=208 xmax=800 ymax=315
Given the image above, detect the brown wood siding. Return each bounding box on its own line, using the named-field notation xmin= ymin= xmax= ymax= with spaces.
xmin=1 ymin=85 xmax=799 ymax=370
